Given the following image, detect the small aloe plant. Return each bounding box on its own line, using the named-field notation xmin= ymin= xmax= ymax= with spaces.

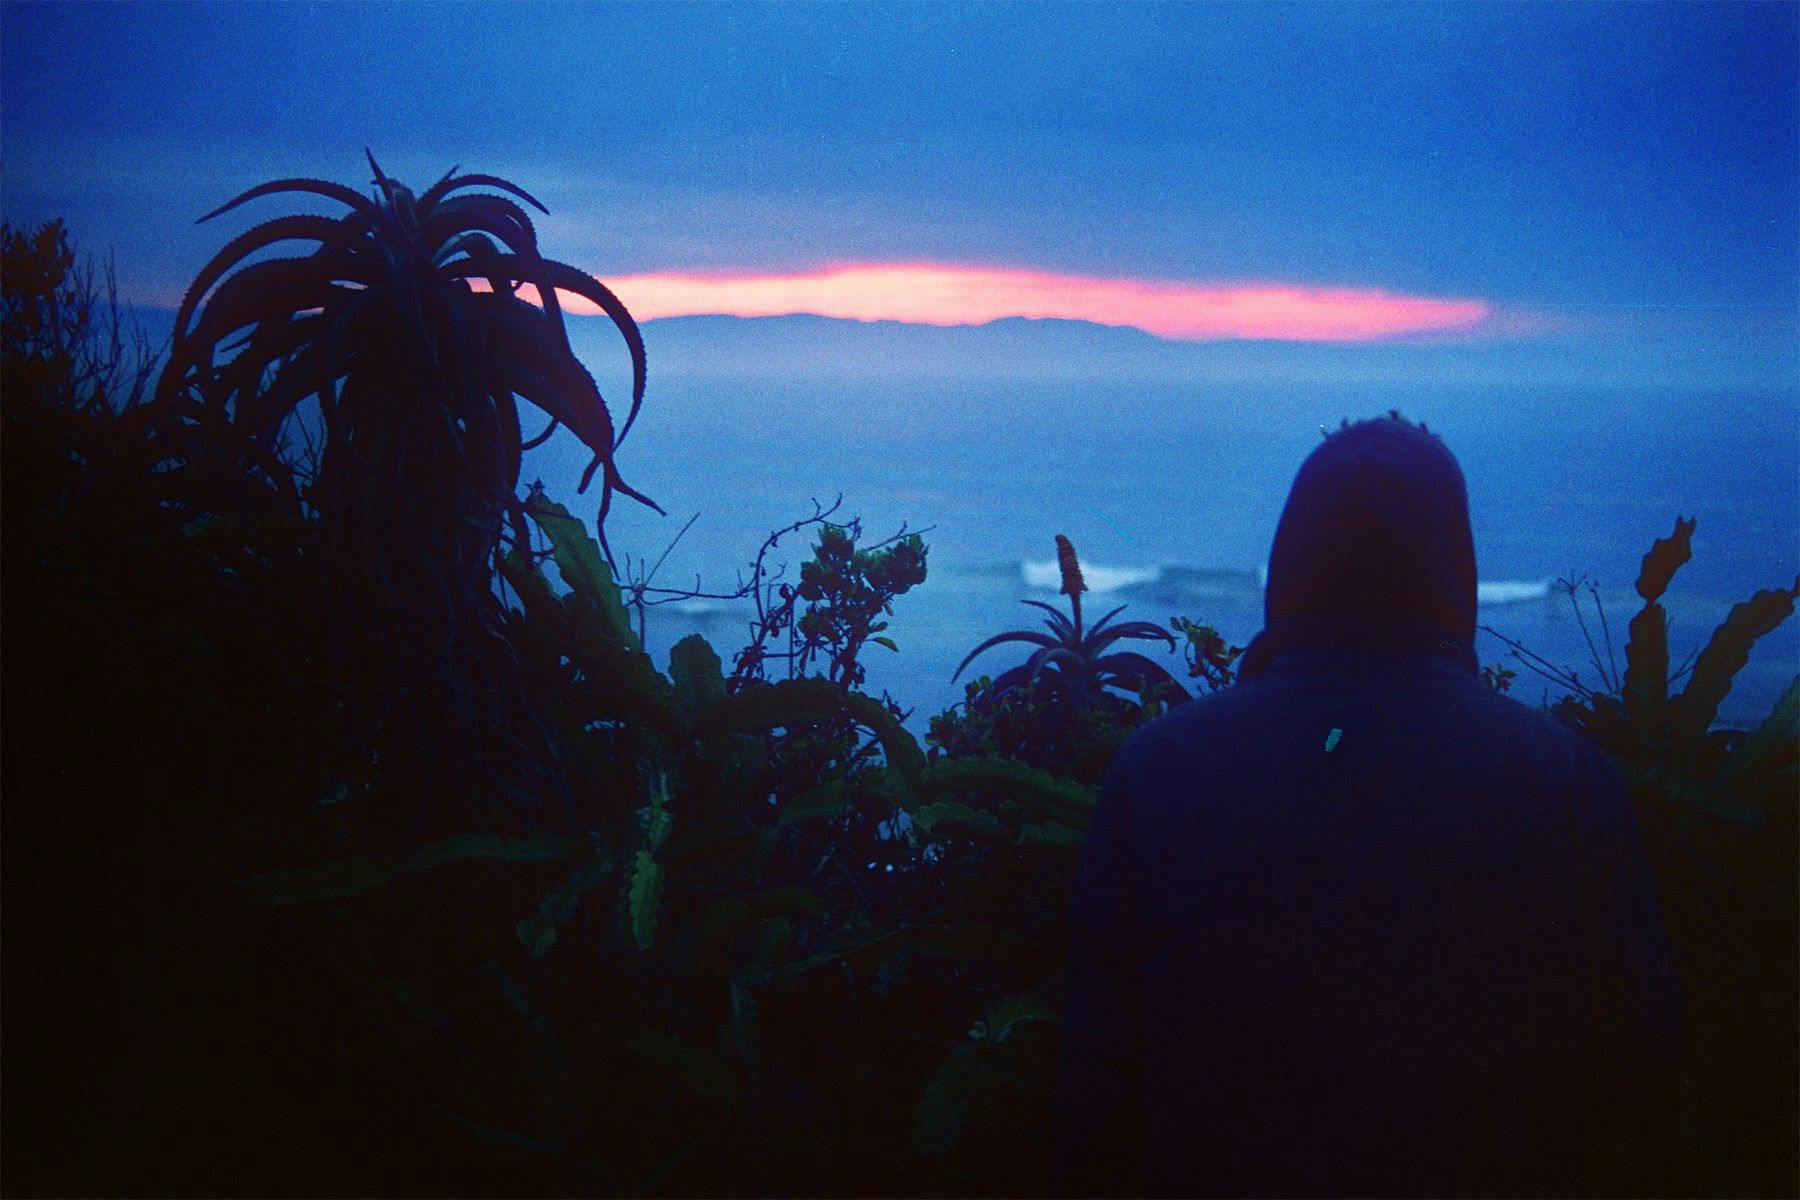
xmin=953 ymin=534 xmax=1187 ymax=708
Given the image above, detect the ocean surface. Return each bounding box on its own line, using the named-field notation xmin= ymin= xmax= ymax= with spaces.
xmin=522 ymin=372 xmax=1798 ymax=736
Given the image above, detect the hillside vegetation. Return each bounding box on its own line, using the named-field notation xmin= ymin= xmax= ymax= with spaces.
xmin=3 ymin=174 xmax=1794 ymax=1197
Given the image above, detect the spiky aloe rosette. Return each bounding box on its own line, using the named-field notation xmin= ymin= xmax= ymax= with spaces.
xmin=954 ymin=534 xmax=1186 ymax=708
xmin=146 ymin=155 xmax=663 ymax=837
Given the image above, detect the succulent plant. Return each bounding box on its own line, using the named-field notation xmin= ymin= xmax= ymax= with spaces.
xmin=144 ymin=155 xmax=663 ymax=826
xmin=953 ymin=534 xmax=1187 ymax=708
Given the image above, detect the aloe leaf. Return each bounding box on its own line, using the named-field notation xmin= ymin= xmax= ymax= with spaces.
xmin=430 ymin=230 xmax=505 ymax=269
xmin=420 ymin=194 xmax=540 ymax=255
xmin=1635 ymin=516 xmax=1696 ymax=603
xmin=425 ymin=198 xmax=577 ymax=350
xmin=218 ymin=316 xmax=330 ymax=439
xmin=1670 ymin=580 xmax=1799 ymax=750
xmin=159 ymin=255 xmax=363 ymax=404
xmin=445 ymin=254 xmax=646 ymax=443
xmin=1092 ymin=650 xmax=1188 ymax=696
xmin=173 ymin=214 xmax=362 ymax=342
xmin=1028 ymin=647 xmax=1088 ymax=687
xmin=1092 ymin=619 xmax=1179 ymax=648
xmin=316 ymin=289 xmax=367 ymax=420
xmin=1081 ymin=603 xmax=1129 ymax=641
xmin=417 ymin=171 xmax=550 ymax=215
xmin=482 ymin=340 xmax=525 ymax=500
xmin=196 ymin=177 xmax=382 ymax=225
xmin=952 ymin=628 xmax=1059 ymax=682
xmin=486 ymin=352 xmax=617 ymax=489
xmin=1019 ymin=598 xmax=1076 ymax=642
xmin=479 ymin=294 xmax=618 ymax=454
xmin=984 ymin=663 xmax=1035 ymax=698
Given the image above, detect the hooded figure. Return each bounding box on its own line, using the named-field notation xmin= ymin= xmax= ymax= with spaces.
xmin=1051 ymin=414 xmax=1686 ymax=1198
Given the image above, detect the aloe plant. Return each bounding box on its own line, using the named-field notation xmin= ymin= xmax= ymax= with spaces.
xmin=141 ymin=157 xmax=668 ymax=833
xmin=953 ymin=534 xmax=1186 ymax=708
xmin=151 ymin=152 xmax=659 ymax=561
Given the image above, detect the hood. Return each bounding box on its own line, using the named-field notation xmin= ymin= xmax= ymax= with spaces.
xmin=1237 ymin=413 xmax=1480 ymax=682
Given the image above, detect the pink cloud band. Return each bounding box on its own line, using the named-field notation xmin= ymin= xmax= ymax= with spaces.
xmin=477 ymin=262 xmax=1493 ymax=343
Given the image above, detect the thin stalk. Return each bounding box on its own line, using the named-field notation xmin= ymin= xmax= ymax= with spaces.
xmin=1478 ymin=622 xmax=1599 ymax=699
xmin=1590 ymin=581 xmax=1622 ymax=692
xmin=1562 ymin=576 xmax=1612 ymax=695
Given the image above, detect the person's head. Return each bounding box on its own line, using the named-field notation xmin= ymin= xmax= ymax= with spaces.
xmin=1237 ymin=410 xmax=1479 ymax=681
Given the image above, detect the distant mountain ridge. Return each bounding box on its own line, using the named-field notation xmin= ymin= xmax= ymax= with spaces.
xmin=586 ymin=310 xmax=1793 ymax=389
xmin=629 ymin=312 xmax=1184 ymax=379
xmin=127 ymin=299 xmax=1795 ymax=392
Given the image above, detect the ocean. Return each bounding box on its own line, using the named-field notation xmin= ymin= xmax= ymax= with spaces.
xmin=534 ymin=373 xmax=1800 ymax=736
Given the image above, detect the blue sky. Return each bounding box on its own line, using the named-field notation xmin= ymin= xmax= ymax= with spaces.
xmin=2 ymin=1 xmax=1795 ymax=381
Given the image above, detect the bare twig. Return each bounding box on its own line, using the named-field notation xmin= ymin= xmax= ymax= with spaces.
xmin=1590 ymin=581 xmax=1621 ymax=692
xmin=1560 ymin=573 xmax=1613 ymax=695
xmin=729 ymin=495 xmax=846 ymax=689
xmin=1478 ymin=622 xmax=1599 ymax=699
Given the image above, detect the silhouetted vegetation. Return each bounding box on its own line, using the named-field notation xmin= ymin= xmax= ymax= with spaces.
xmin=3 ymin=173 xmax=1794 ymax=1198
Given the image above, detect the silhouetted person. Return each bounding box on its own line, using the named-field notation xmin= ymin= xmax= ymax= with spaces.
xmin=1052 ymin=413 xmax=1686 ymax=1198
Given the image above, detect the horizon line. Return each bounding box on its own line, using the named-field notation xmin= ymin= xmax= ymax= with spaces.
xmin=483 ymin=260 xmax=1498 ymax=343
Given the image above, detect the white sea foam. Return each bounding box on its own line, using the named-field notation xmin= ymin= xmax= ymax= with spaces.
xmin=1478 ymin=578 xmax=1555 ymax=605
xmin=1021 ymin=559 xmax=1162 ymax=593
xmin=1021 ymin=558 xmax=1553 ymax=606
xmin=669 ymin=597 xmax=738 ymax=615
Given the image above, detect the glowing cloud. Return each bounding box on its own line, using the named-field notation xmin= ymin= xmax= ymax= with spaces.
xmin=481 ymin=262 xmax=1493 ymax=343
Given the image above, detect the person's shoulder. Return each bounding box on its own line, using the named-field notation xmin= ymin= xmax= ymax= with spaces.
xmin=1119 ymin=671 xmax=1606 ymax=783
xmin=1464 ymin=684 xmax=1613 ymax=778
xmin=1108 ymin=679 xmax=1276 ymax=777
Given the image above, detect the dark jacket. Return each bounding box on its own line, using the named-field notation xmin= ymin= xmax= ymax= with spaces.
xmin=1051 ymin=416 xmax=1685 ymax=1198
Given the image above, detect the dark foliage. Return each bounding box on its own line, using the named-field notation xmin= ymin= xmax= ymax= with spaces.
xmin=3 ymin=213 xmax=1794 ymax=1199
xmin=140 ymin=159 xmax=665 ymax=845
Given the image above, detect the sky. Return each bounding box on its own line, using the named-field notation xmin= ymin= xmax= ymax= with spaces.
xmin=2 ymin=1 xmax=1796 ymax=381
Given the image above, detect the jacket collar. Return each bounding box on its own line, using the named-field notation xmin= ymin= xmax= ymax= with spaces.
xmin=1238 ymin=609 xmax=1481 ymax=682
xmin=1256 ymin=642 xmax=1480 ymax=681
